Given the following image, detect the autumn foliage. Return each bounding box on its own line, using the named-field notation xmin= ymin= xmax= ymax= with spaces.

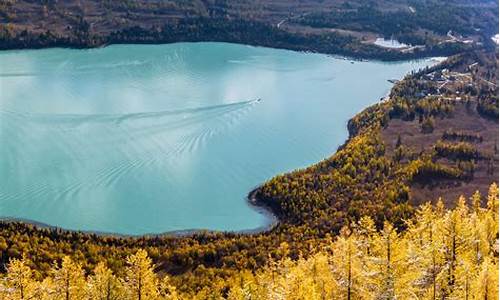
xmin=1 ymin=184 xmax=497 ymax=299
xmin=226 ymin=184 xmax=499 ymax=299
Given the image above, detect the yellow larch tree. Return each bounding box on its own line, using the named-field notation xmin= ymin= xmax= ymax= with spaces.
xmin=227 ymin=270 xmax=262 ymax=300
xmin=31 ymin=277 xmax=57 ymax=300
xmin=50 ymin=256 xmax=86 ymax=300
xmin=158 ymin=275 xmax=179 ymax=300
xmin=470 ymin=257 xmax=499 ymax=299
xmin=51 ymin=256 xmax=85 ymax=300
xmin=434 ymin=196 xmax=470 ymax=299
xmin=0 ymin=258 xmax=36 ymax=300
xmin=405 ymin=202 xmax=446 ymax=299
xmin=366 ymin=221 xmax=416 ymax=299
xmin=329 ymin=227 xmax=367 ymax=299
xmin=124 ymin=249 xmax=160 ymax=300
xmin=86 ymin=262 xmax=125 ymax=300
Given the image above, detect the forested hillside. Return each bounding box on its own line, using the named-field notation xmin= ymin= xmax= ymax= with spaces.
xmin=258 ymin=49 xmax=498 ymax=229
xmin=1 ymin=186 xmax=498 ymax=299
xmin=0 ymin=0 xmax=497 ymax=60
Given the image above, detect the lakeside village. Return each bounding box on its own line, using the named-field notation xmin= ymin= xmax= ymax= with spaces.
xmin=386 ymin=60 xmax=498 ymax=103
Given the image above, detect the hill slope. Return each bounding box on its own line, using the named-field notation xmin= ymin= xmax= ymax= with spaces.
xmin=1 ymin=0 xmax=498 ymax=60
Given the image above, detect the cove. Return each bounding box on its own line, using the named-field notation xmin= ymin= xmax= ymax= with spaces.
xmin=0 ymin=42 xmax=434 ymax=235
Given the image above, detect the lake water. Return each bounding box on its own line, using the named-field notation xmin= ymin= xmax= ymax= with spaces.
xmin=0 ymin=43 xmax=432 ymax=235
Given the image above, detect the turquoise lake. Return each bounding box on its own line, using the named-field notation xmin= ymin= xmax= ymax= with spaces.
xmin=0 ymin=43 xmax=433 ymax=235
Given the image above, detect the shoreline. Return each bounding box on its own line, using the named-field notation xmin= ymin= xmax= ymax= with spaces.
xmin=0 ymin=48 xmax=441 ymax=239
xmin=0 ymin=39 xmax=458 ymax=63
xmin=246 ymin=186 xmax=280 ymax=231
xmin=0 ymin=187 xmax=279 ymax=238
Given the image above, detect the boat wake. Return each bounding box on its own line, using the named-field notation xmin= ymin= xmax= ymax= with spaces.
xmin=0 ymin=99 xmax=260 ymax=204
xmin=0 ymin=98 xmax=259 ymax=124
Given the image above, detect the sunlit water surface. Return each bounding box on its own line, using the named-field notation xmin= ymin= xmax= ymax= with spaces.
xmin=0 ymin=43 xmax=433 ymax=234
